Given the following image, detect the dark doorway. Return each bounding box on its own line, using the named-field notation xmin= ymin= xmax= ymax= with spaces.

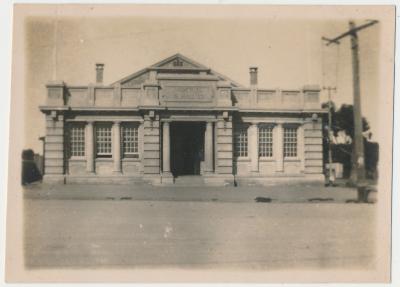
xmin=170 ymin=122 xmax=204 ymax=177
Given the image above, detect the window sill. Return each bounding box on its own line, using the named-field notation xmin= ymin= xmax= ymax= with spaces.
xmin=235 ymin=157 xmax=250 ymax=162
xmin=69 ymin=157 xmax=86 ymax=162
xmin=96 ymin=157 xmax=113 ymax=162
xmin=260 ymin=157 xmax=275 ymax=162
xmin=284 ymin=157 xmax=301 ymax=162
xmin=122 ymin=157 xmax=141 ymax=162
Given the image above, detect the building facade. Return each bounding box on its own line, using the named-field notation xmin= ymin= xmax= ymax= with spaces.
xmin=40 ymin=54 xmax=326 ymax=185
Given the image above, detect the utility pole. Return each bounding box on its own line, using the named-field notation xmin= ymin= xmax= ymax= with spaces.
xmin=322 ymin=20 xmax=378 ymax=186
xmin=323 ymin=86 xmax=336 ymax=186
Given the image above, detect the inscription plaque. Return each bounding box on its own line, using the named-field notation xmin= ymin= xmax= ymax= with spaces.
xmin=162 ymin=85 xmax=214 ymax=102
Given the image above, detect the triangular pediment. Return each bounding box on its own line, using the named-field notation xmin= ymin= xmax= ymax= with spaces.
xmin=112 ymin=53 xmax=244 ymax=88
xmin=151 ymin=53 xmax=206 ymax=69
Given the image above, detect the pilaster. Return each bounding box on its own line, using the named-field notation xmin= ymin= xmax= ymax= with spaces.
xmin=43 ymin=112 xmax=65 ymax=183
xmin=249 ymin=123 xmax=259 ymax=173
xmin=161 ymin=121 xmax=173 ymax=183
xmin=303 ymin=117 xmax=323 ymax=174
xmin=275 ymin=123 xmax=284 ymax=172
xmin=204 ymin=121 xmax=214 ymax=173
xmin=88 ymin=84 xmax=95 ymax=106
xmin=113 ymin=83 xmax=122 ymax=106
xmin=215 ymin=114 xmax=233 ymax=175
xmin=298 ymin=124 xmax=305 ymax=172
xmin=141 ymin=71 xmax=160 ymax=106
xmin=45 ymin=81 xmax=65 ymax=106
xmin=216 ymin=81 xmax=232 ymax=107
xmin=162 ymin=121 xmax=171 ymax=173
xmin=112 ymin=121 xmax=122 ymax=174
xmin=85 ymin=121 xmax=95 ymax=174
xmin=143 ymin=113 xmax=161 ymax=176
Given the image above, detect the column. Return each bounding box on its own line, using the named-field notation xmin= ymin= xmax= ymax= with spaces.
xmin=204 ymin=121 xmax=214 ymax=173
xmin=86 ymin=121 xmax=95 ymax=173
xmin=249 ymin=123 xmax=259 ymax=173
xmin=162 ymin=121 xmax=171 ymax=174
xmin=113 ymin=121 xmax=121 ymax=173
xmin=298 ymin=124 xmax=305 ymax=172
xmin=214 ymin=122 xmax=218 ymax=172
xmin=275 ymin=123 xmax=284 ymax=172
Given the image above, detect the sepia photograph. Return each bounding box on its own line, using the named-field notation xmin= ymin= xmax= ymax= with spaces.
xmin=4 ymin=3 xmax=395 ymax=283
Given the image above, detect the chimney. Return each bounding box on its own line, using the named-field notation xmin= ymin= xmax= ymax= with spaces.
xmin=96 ymin=63 xmax=104 ymax=84
xmin=249 ymin=67 xmax=258 ymax=88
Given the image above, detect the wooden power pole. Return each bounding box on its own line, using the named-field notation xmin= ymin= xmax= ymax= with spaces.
xmin=322 ymin=20 xmax=378 ymax=186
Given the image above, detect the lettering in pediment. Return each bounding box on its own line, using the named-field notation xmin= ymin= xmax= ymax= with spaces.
xmin=158 ymin=58 xmax=198 ymax=69
xmin=173 ymin=58 xmax=184 ymax=67
xmin=162 ymin=84 xmax=214 ymax=102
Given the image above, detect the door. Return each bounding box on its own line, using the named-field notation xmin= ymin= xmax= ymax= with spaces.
xmin=171 ymin=122 xmax=204 ymax=176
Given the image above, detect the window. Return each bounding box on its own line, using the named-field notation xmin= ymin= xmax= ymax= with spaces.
xmin=283 ymin=127 xmax=298 ymax=157
xmin=96 ymin=123 xmax=112 ymax=157
xmin=259 ymin=126 xmax=273 ymax=157
xmin=69 ymin=124 xmax=85 ymax=157
xmin=234 ymin=125 xmax=248 ymax=157
xmin=122 ymin=123 xmax=139 ymax=158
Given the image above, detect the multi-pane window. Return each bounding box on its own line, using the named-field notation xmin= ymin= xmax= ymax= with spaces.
xmin=234 ymin=125 xmax=248 ymax=157
xmin=96 ymin=124 xmax=112 ymax=157
xmin=69 ymin=124 xmax=85 ymax=157
xmin=122 ymin=123 xmax=139 ymax=158
xmin=283 ymin=127 xmax=298 ymax=158
xmin=259 ymin=126 xmax=273 ymax=157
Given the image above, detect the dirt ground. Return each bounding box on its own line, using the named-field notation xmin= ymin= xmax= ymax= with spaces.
xmin=24 ymin=192 xmax=377 ymax=270
xmin=23 ymin=181 xmax=362 ymax=203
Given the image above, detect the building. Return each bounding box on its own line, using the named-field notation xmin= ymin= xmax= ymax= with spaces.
xmin=39 ymin=53 xmax=325 ymax=185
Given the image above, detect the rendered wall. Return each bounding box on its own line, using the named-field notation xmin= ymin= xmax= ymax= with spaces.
xmin=304 ymin=120 xmax=324 ymax=174
xmin=43 ymin=113 xmax=65 ymax=183
xmin=142 ymin=115 xmax=161 ymax=175
xmin=232 ymin=116 xmax=323 ymax=178
xmin=215 ymin=116 xmax=233 ymax=175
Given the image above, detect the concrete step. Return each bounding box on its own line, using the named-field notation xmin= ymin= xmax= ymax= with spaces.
xmin=173 ymin=175 xmax=206 ymax=186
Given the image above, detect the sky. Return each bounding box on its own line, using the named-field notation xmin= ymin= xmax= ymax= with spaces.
xmin=24 ymin=7 xmax=381 ymax=153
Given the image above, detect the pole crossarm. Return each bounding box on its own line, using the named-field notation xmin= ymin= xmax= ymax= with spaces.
xmin=322 ymin=20 xmax=379 ymax=46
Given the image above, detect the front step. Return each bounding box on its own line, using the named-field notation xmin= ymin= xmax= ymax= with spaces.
xmin=172 ymin=175 xmax=234 ymax=187
xmin=173 ymin=175 xmax=205 ymax=186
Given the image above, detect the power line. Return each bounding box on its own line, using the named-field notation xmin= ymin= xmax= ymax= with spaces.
xmin=320 ymin=37 xmax=340 ymax=98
